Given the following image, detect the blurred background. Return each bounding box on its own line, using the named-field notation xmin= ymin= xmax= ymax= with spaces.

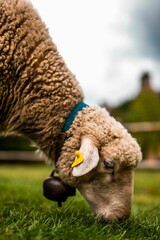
xmin=0 ymin=0 xmax=160 ymax=167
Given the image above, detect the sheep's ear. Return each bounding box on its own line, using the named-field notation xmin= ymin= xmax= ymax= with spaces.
xmin=72 ymin=137 xmax=99 ymax=177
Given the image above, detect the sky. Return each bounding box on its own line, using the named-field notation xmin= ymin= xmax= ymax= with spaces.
xmin=30 ymin=0 xmax=160 ymax=107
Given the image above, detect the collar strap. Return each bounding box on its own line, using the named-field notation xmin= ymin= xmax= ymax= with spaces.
xmin=62 ymin=102 xmax=89 ymax=132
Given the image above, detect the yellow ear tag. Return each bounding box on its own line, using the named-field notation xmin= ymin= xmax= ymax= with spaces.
xmin=71 ymin=151 xmax=84 ymax=168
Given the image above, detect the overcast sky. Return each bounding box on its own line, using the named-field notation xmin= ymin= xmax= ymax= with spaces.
xmin=30 ymin=0 xmax=160 ymax=106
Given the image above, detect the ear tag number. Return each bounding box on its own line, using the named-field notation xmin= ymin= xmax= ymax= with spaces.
xmin=71 ymin=151 xmax=84 ymax=168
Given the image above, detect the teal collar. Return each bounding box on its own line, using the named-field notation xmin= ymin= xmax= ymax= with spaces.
xmin=62 ymin=102 xmax=88 ymax=132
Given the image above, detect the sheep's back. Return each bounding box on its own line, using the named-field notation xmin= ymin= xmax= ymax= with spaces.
xmin=0 ymin=0 xmax=54 ymax=81
xmin=0 ymin=0 xmax=56 ymax=126
xmin=0 ymin=0 xmax=83 ymax=143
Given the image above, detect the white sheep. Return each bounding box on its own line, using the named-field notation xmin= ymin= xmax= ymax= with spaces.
xmin=0 ymin=0 xmax=142 ymax=222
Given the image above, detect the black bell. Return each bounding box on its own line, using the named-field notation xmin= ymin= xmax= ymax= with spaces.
xmin=43 ymin=171 xmax=76 ymax=207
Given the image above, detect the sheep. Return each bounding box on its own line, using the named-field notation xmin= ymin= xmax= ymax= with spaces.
xmin=0 ymin=0 xmax=142 ymax=222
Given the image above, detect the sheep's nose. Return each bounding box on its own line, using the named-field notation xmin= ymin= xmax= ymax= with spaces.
xmin=97 ymin=209 xmax=130 ymax=223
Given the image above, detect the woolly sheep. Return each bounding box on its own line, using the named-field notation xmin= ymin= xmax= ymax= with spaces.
xmin=0 ymin=0 xmax=142 ymax=222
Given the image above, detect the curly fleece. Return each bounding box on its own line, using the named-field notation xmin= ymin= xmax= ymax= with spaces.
xmin=0 ymin=0 xmax=83 ymax=160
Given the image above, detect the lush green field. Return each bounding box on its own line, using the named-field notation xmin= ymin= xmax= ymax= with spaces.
xmin=0 ymin=164 xmax=160 ymax=240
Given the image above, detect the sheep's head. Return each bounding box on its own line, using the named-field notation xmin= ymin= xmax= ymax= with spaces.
xmin=56 ymin=107 xmax=142 ymax=222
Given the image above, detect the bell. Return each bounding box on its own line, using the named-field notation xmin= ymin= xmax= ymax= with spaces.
xmin=43 ymin=171 xmax=76 ymax=207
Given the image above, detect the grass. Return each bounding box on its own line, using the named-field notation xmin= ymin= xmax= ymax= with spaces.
xmin=0 ymin=164 xmax=160 ymax=240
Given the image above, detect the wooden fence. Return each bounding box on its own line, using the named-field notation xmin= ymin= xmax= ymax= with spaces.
xmin=124 ymin=121 xmax=160 ymax=132
xmin=0 ymin=121 xmax=160 ymax=164
xmin=0 ymin=151 xmax=43 ymax=162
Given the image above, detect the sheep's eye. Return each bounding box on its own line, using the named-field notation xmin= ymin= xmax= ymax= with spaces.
xmin=103 ymin=160 xmax=115 ymax=174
